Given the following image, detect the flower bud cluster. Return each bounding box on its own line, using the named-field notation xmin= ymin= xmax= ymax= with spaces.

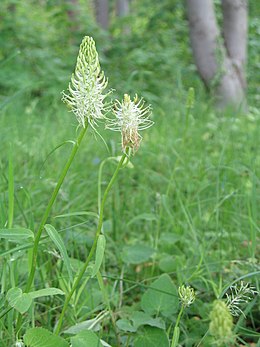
xmin=209 ymin=300 xmax=234 ymax=345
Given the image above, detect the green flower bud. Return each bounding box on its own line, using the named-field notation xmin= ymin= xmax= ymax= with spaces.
xmin=209 ymin=300 xmax=234 ymax=345
xmin=178 ymin=285 xmax=195 ymax=307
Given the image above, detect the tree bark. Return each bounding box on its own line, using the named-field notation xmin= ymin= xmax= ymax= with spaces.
xmin=116 ymin=0 xmax=130 ymax=17
xmin=186 ymin=0 xmax=246 ymax=109
xmin=96 ymin=0 xmax=109 ymax=30
xmin=222 ymin=0 xmax=248 ymax=89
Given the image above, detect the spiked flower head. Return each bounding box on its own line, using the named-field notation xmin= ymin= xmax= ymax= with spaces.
xmin=178 ymin=285 xmax=196 ymax=307
xmin=106 ymin=94 xmax=153 ymax=154
xmin=62 ymin=36 xmax=109 ymax=128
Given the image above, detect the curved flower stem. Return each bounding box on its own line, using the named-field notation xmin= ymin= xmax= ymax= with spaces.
xmin=54 ymin=153 xmax=127 ymax=335
xmin=16 ymin=125 xmax=88 ymax=334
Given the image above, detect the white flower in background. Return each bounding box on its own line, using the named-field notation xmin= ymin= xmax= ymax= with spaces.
xmin=178 ymin=285 xmax=196 ymax=307
xmin=106 ymin=94 xmax=153 ymax=153
xmin=62 ymin=36 xmax=109 ymax=128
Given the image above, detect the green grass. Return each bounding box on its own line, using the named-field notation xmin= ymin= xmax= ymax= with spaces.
xmin=0 ymin=86 xmax=259 ymax=346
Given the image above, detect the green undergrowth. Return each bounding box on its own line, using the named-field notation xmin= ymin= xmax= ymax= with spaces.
xmin=0 ymin=1 xmax=259 ymax=346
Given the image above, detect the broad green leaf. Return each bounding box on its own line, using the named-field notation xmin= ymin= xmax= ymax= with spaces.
xmin=29 ymin=287 xmax=64 ymax=299
xmin=44 ymin=224 xmax=73 ymax=282
xmin=127 ymin=213 xmax=157 ymax=226
xmin=24 ymin=327 xmax=69 ymax=347
xmin=116 ymin=318 xmax=137 ymax=333
xmin=134 ymin=327 xmax=169 ymax=347
xmin=159 ymin=233 xmax=181 ymax=245
xmin=159 ymin=255 xmax=176 ymax=272
xmin=6 ymin=287 xmax=32 ymax=314
xmin=71 ymin=330 xmax=101 ymax=347
xmin=116 ymin=312 xmax=165 ymax=333
xmin=64 ymin=319 xmax=99 ymax=335
xmin=0 ymin=228 xmax=34 ymax=242
xmin=141 ymin=274 xmax=179 ymax=317
xmin=131 ymin=311 xmax=165 ymax=330
xmin=121 ymin=244 xmax=154 ymax=264
xmin=92 ymin=235 xmax=106 ymax=277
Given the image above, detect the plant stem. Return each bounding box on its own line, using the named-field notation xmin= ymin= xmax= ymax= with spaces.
xmin=54 ymin=153 xmax=127 ymax=335
xmin=16 ymin=125 xmax=88 ymax=333
xmin=170 ymin=305 xmax=184 ymax=347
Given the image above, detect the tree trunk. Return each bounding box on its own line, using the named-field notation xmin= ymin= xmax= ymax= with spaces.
xmin=186 ymin=0 xmax=246 ymax=109
xmin=222 ymin=0 xmax=248 ymax=89
xmin=116 ymin=0 xmax=129 ymax=17
xmin=96 ymin=0 xmax=109 ymax=30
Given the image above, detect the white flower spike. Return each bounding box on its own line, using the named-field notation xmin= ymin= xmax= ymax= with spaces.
xmin=62 ymin=36 xmax=109 ymax=128
xmin=107 ymin=94 xmax=153 ymax=154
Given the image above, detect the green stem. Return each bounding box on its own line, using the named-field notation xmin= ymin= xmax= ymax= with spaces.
xmin=175 ymin=305 xmax=184 ymax=329
xmin=54 ymin=153 xmax=127 ymax=335
xmin=170 ymin=305 xmax=184 ymax=347
xmin=16 ymin=125 xmax=88 ymax=333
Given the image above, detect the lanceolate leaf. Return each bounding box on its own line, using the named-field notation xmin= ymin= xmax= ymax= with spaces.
xmin=29 ymin=287 xmax=64 ymax=299
xmin=0 ymin=228 xmax=34 ymax=242
xmin=91 ymin=234 xmax=106 ymax=278
xmin=44 ymin=224 xmax=73 ymax=282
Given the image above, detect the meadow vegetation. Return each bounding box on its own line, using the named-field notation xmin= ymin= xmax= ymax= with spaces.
xmin=0 ymin=1 xmax=259 ymax=346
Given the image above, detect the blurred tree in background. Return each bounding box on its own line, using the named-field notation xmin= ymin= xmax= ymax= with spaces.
xmin=186 ymin=0 xmax=247 ymax=109
xmin=0 ymin=0 xmax=259 ymax=112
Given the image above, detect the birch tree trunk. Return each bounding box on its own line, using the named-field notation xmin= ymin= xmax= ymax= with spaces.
xmin=116 ymin=0 xmax=130 ymax=17
xmin=222 ymin=0 xmax=248 ymax=89
xmin=186 ymin=0 xmax=247 ymax=109
xmin=96 ymin=0 xmax=109 ymax=30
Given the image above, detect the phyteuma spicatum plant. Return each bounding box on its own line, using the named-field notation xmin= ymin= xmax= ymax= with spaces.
xmin=225 ymin=281 xmax=258 ymax=317
xmin=178 ymin=285 xmax=196 ymax=308
xmin=16 ymin=35 xmax=107 ymax=336
xmin=62 ymin=36 xmax=110 ymax=129
xmin=106 ymin=94 xmax=153 ymax=154
xmin=209 ymin=300 xmax=234 ymax=345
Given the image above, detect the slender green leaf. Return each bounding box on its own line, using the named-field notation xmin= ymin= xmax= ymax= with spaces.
xmin=0 ymin=228 xmax=34 ymax=242
xmin=8 ymin=145 xmax=14 ymax=228
xmin=54 ymin=211 xmax=98 ymax=219
xmin=92 ymin=235 xmax=106 ymax=278
xmin=171 ymin=326 xmax=180 ymax=347
xmin=29 ymin=287 xmax=64 ymax=299
xmin=44 ymin=224 xmax=73 ymax=282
